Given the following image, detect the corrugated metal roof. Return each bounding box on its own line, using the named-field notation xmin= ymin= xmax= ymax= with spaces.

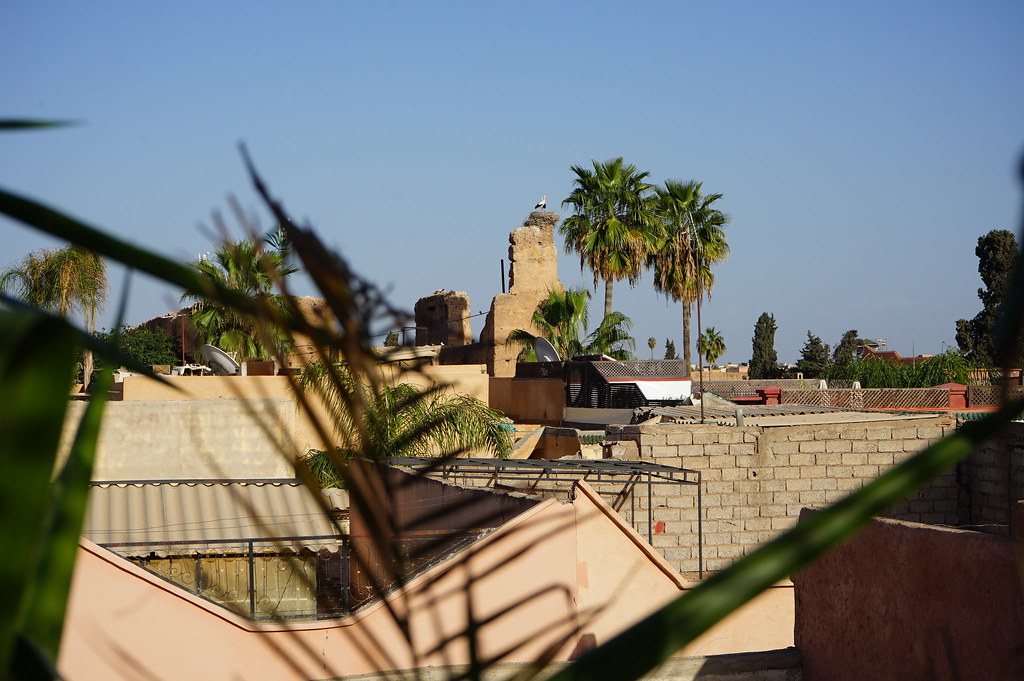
xmin=84 ymin=480 xmax=347 ymax=552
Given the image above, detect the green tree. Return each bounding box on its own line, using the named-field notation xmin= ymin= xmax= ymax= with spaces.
xmin=586 ymin=310 xmax=636 ymax=360
xmin=664 ymin=338 xmax=678 ymax=360
xmin=507 ymin=287 xmax=635 ymax=361
xmin=698 ymin=327 xmax=725 ymax=367
xmin=0 ymin=244 xmax=108 ymax=331
xmin=182 ymin=238 xmax=294 ymax=359
xmin=797 ymin=331 xmax=831 ymax=378
xmin=832 ymin=329 xmax=863 ymax=366
xmin=1 ymin=244 xmax=108 ymax=389
xmin=383 ymin=331 xmax=400 ymax=347
xmin=560 ymin=158 xmax=661 ymax=318
xmin=299 ymin=363 xmax=512 ymax=481
xmin=97 ymin=326 xmax=182 ymax=367
xmin=749 ymin=313 xmax=779 ymax=379
xmin=647 ymin=337 xmax=656 ymax=359
xmin=649 ymin=180 xmax=730 ymax=371
xmin=956 ymin=229 xmax=1021 ymax=366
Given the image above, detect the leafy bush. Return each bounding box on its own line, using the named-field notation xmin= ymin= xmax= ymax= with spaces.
xmin=97 ymin=325 xmax=182 ymax=367
xmin=825 ymin=348 xmax=977 ymax=388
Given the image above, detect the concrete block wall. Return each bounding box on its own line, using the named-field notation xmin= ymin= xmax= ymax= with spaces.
xmin=956 ymin=421 xmax=1024 ymax=532
xmin=61 ymin=399 xmax=298 ymax=480
xmin=606 ymin=416 xmax=957 ymax=575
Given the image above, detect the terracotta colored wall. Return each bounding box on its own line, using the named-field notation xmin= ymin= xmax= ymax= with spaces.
xmin=378 ymin=363 xmax=490 ymax=404
xmin=122 ymin=365 xmax=489 ymax=404
xmin=489 ymin=377 xmax=564 ymax=425
xmin=794 ymin=507 xmax=1024 ymax=681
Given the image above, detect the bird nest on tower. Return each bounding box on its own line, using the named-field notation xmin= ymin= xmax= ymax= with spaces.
xmin=523 ymin=211 xmax=560 ymax=228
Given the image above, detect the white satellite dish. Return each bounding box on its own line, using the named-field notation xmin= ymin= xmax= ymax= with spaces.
xmin=199 ymin=344 xmax=240 ymax=376
xmin=533 ymin=337 xmax=561 ymax=362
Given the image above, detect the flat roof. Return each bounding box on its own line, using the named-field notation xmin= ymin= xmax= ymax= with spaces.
xmin=642 ymin=404 xmax=947 ymax=427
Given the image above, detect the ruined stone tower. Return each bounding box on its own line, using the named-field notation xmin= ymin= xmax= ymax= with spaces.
xmin=414 ymin=290 xmax=472 ymax=346
xmin=479 ymin=211 xmax=563 ymax=377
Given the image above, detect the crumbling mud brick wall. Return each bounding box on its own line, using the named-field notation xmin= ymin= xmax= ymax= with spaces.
xmin=414 ymin=290 xmax=472 ymax=346
xmin=480 ymin=211 xmax=563 ymax=377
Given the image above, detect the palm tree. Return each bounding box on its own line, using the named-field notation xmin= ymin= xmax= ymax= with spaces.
xmin=698 ymin=327 xmax=726 ymax=367
xmin=649 ymin=180 xmax=730 ymax=372
xmin=507 ymin=287 xmax=590 ymax=360
xmin=648 ymin=337 xmax=657 ymax=359
xmin=2 ymin=245 xmax=108 ymax=390
xmin=560 ymin=158 xmax=662 ymax=318
xmin=298 ymin=363 xmax=513 ymax=484
xmin=0 ymin=245 xmax=108 ymax=330
xmin=507 ymin=287 xmax=635 ymax=361
xmin=181 ymin=238 xmax=294 ymax=359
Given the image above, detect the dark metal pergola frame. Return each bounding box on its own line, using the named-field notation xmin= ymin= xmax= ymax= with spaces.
xmin=385 ymin=457 xmax=704 ymax=577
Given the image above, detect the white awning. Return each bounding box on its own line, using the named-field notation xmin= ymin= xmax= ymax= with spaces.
xmin=607 ymin=379 xmax=692 ymax=401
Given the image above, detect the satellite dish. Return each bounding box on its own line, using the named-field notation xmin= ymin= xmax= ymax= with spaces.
xmin=199 ymin=344 xmax=240 ymax=376
xmin=533 ymin=337 xmax=561 ymax=362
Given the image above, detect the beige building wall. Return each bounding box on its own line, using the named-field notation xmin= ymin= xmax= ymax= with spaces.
xmin=81 ymin=364 xmax=494 ymax=471
xmin=62 ymin=399 xmax=298 ymax=480
xmin=955 ymin=421 xmax=1024 ymax=530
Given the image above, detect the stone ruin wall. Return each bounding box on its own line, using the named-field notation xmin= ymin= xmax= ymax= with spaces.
xmin=414 ymin=290 xmax=472 ymax=346
xmin=479 ymin=211 xmax=563 ymax=377
xmin=413 ymin=211 xmax=563 ymax=376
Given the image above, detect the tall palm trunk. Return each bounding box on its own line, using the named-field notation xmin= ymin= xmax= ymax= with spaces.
xmin=604 ymin=279 xmax=614 ymax=319
xmin=682 ymin=301 xmax=692 ymax=373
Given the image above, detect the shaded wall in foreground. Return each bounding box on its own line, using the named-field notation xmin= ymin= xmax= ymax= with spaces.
xmin=794 ymin=506 xmax=1024 ymax=681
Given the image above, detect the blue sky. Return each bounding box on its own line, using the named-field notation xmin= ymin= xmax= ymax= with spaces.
xmin=3 ymin=1 xmax=1022 ymax=363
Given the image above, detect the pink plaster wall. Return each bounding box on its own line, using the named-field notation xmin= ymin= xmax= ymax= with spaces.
xmin=571 ymin=483 xmax=793 ymax=657
xmin=794 ymin=506 xmax=1024 ymax=681
xmin=60 ymin=500 xmax=578 ymax=680
xmin=59 ymin=482 xmax=795 ymax=680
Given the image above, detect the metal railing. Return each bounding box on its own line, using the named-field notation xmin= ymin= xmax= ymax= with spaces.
xmin=386 ymin=457 xmax=704 ymax=577
xmin=102 ymin=530 xmax=490 ymax=621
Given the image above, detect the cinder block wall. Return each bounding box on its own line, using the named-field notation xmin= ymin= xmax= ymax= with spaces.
xmin=606 ymin=416 xmax=957 ymax=575
xmin=956 ymin=421 xmax=1024 ymax=532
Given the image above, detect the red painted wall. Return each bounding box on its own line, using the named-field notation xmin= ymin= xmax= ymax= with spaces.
xmin=794 ymin=506 xmax=1024 ymax=681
